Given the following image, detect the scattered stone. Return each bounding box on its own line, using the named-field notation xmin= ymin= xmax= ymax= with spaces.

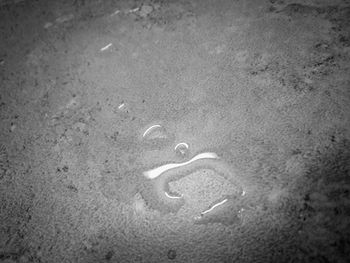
xmin=126 ymin=7 xmax=140 ymax=14
xmin=67 ymin=184 xmax=78 ymax=193
xmin=153 ymin=3 xmax=161 ymax=10
xmin=167 ymin=249 xmax=176 ymax=260
xmin=73 ymin=122 xmax=86 ymax=132
xmin=105 ymin=250 xmax=114 ymax=260
xmin=43 ymin=22 xmax=53 ymax=29
xmin=62 ymin=165 xmax=69 ymax=172
xmin=0 ymin=144 xmax=8 ymax=178
xmin=82 ymin=239 xmax=93 ymax=250
xmin=215 ymin=44 xmax=225 ymax=54
xmin=139 ymin=4 xmax=153 ymax=18
xmin=110 ymin=9 xmax=120 ymax=16
xmin=18 ymin=254 xmax=29 ymax=263
xmin=10 ymin=123 xmax=16 ymax=132
xmin=1 ymin=259 xmax=16 ymax=263
xmin=304 ymin=77 xmax=313 ymax=85
xmin=285 ymin=155 xmax=306 ymax=176
xmin=309 ymin=192 xmax=328 ymax=202
xmin=55 ymin=14 xmax=74 ymax=24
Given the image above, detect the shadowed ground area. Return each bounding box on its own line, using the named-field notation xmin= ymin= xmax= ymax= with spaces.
xmin=0 ymin=0 xmax=350 ymax=262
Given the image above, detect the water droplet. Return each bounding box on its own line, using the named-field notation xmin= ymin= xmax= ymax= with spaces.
xmin=174 ymin=142 xmax=189 ymax=158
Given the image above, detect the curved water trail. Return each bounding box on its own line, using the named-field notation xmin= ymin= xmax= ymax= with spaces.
xmin=142 ymin=124 xmax=162 ymax=138
xmin=142 ymin=152 xmax=219 ymax=179
xmin=139 ymin=153 xmax=245 ymax=215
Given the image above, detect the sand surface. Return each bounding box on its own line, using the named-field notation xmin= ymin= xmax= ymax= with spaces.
xmin=0 ymin=0 xmax=350 ymax=262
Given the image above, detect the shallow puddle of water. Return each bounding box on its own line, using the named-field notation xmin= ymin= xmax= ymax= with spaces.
xmin=99 ymin=109 xmax=259 ymax=226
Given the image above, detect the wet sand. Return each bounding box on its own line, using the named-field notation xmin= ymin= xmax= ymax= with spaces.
xmin=1 ymin=0 xmax=350 ymax=262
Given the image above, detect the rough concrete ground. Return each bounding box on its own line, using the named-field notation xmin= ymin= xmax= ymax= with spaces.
xmin=0 ymin=0 xmax=350 ymax=262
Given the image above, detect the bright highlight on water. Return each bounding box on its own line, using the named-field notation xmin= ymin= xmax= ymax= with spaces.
xmin=143 ymin=152 xmax=219 ymax=179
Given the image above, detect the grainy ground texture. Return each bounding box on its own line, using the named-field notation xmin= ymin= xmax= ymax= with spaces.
xmin=1 ymin=0 xmax=350 ymax=262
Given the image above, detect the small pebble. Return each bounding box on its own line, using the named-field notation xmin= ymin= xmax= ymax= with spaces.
xmin=309 ymin=192 xmax=328 ymax=202
xmin=10 ymin=123 xmax=16 ymax=132
xmin=55 ymin=14 xmax=74 ymax=24
xmin=44 ymin=22 xmax=53 ymax=29
xmin=19 ymin=254 xmax=29 ymax=263
xmin=73 ymin=122 xmax=86 ymax=132
xmin=139 ymin=4 xmax=153 ymax=17
xmin=110 ymin=9 xmax=120 ymax=16
xmin=82 ymin=240 xmax=93 ymax=250
xmin=105 ymin=250 xmax=114 ymax=260
xmin=153 ymin=3 xmax=160 ymax=10
xmin=167 ymin=249 xmax=176 ymax=260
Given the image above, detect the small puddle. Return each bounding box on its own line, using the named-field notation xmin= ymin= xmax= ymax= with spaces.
xmin=99 ymin=119 xmax=253 ymax=226
xmin=139 ymin=150 xmax=247 ymax=225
